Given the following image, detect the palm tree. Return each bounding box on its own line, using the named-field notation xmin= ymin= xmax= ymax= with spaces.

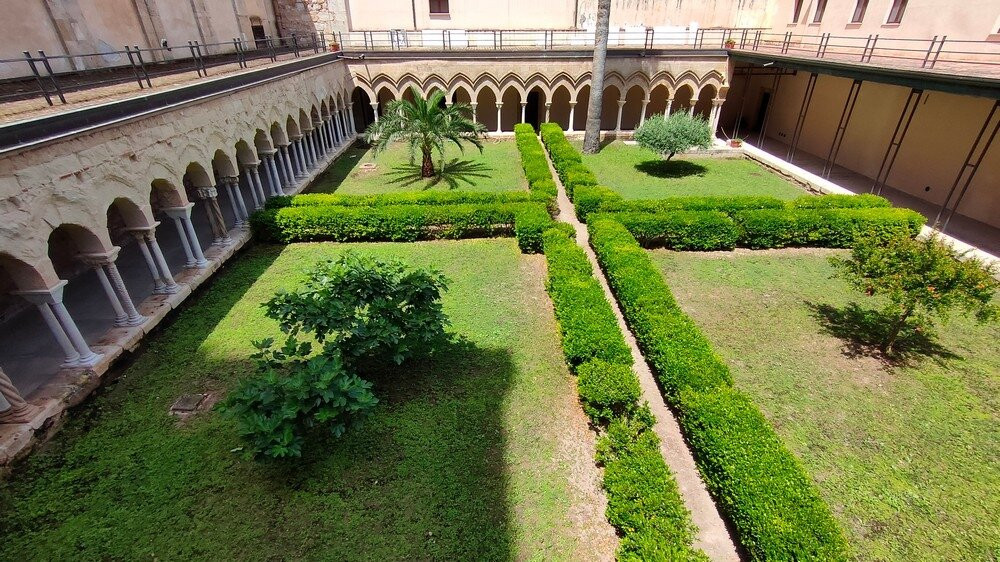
xmin=582 ymin=0 xmax=611 ymax=154
xmin=364 ymin=87 xmax=486 ymax=178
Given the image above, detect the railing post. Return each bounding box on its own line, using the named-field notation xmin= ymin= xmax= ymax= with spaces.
xmin=187 ymin=41 xmax=201 ymax=76
xmin=867 ymin=34 xmax=879 ymax=62
xmin=499 ymin=29 xmax=503 ymax=50
xmin=740 ymin=28 xmax=748 ymax=48
xmin=930 ymin=35 xmax=946 ymax=69
xmin=124 ymin=45 xmax=145 ymax=88
xmin=781 ymin=32 xmax=791 ymax=54
xmin=363 ymin=30 xmax=369 ymax=50
xmin=292 ymin=34 xmax=300 ymax=57
xmin=23 ymin=51 xmax=53 ymax=106
xmin=695 ymin=28 xmax=703 ymax=48
xmin=134 ymin=45 xmax=152 ymax=86
xmin=36 ymin=50 xmax=66 ymax=104
xmin=921 ymin=35 xmax=938 ymax=68
xmin=312 ymin=32 xmax=319 ymax=54
xmin=753 ymin=29 xmax=761 ymax=50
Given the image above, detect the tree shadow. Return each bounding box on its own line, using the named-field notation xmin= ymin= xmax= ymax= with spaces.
xmin=635 ymin=159 xmax=708 ymax=179
xmin=386 ymin=158 xmax=494 ymax=190
xmin=805 ymin=301 xmax=960 ymax=366
xmin=307 ymin=141 xmax=364 ymax=193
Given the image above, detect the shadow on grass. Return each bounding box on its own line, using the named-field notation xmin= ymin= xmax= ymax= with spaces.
xmin=635 ymin=159 xmax=708 ymax=179
xmin=308 ymin=141 xmax=365 ymax=193
xmin=805 ymin=301 xmax=960 ymax=366
xmin=387 ymin=158 xmax=493 ymax=190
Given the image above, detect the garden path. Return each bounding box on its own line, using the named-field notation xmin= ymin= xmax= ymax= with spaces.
xmin=543 ymin=139 xmax=742 ymax=561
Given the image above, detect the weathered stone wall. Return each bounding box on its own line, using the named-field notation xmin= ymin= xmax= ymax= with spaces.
xmin=274 ymin=0 xmax=348 ymax=37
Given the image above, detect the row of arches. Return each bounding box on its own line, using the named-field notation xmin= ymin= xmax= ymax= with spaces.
xmin=0 ymin=90 xmax=359 ymax=416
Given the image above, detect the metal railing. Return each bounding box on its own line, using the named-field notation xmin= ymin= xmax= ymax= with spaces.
xmin=0 ymin=32 xmax=339 ymax=108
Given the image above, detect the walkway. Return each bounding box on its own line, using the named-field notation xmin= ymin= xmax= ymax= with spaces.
xmin=543 ymin=140 xmax=741 ymax=561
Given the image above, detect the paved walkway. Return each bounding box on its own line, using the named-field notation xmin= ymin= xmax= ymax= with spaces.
xmin=543 ymin=141 xmax=741 ymax=561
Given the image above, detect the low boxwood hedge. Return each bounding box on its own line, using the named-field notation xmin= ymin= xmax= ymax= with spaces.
xmin=514 ymin=123 xmax=559 ymax=198
xmin=573 ymin=184 xmax=622 ymax=222
xmin=539 ymin=123 xmax=598 ymax=199
xmin=734 ymin=207 xmax=925 ymax=248
xmin=251 ymin=201 xmax=551 ymax=253
xmin=601 ymin=211 xmax=740 ymax=251
xmin=598 ymin=195 xmax=786 ymax=216
xmin=790 ymin=193 xmax=890 ymax=209
xmin=268 ymin=190 xmax=552 ymax=211
xmin=577 ymin=359 xmax=641 ymax=424
xmin=587 ymin=218 xmax=849 ymax=561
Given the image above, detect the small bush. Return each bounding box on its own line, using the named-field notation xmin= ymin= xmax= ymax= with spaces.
xmin=790 ymin=193 xmax=891 ymax=209
xmin=513 ymin=203 xmax=554 ymax=253
xmin=577 ymin=359 xmax=641 ymax=424
xmin=271 ymin=190 xmax=551 ymax=210
xmin=634 ymin=113 xmax=713 ymax=160
xmin=604 ymin=211 xmax=740 ymax=250
xmin=265 ymin=252 xmax=450 ymax=364
xmin=539 ymin=123 xmax=599 ymax=199
xmin=734 ymin=207 xmax=925 ymax=248
xmin=573 ymin=184 xmax=622 ymax=222
xmin=598 ymin=195 xmax=785 ymax=216
xmin=514 ymin=123 xmax=559 ymax=198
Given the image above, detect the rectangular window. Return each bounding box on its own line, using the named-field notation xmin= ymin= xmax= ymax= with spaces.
xmin=886 ymin=0 xmax=907 ymax=23
xmin=792 ymin=0 xmax=804 ymax=22
xmin=812 ymin=0 xmax=828 ymax=22
xmin=851 ymin=0 xmax=869 ymax=22
xmin=429 ymin=0 xmax=449 ymax=14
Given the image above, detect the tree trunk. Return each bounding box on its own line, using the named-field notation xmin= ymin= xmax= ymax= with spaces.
xmin=582 ymin=0 xmax=611 ymax=154
xmin=883 ymin=306 xmax=913 ymax=356
xmin=421 ymin=148 xmax=434 ymax=177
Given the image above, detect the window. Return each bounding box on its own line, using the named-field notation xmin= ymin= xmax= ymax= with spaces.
xmin=886 ymin=0 xmax=907 ymax=23
xmin=851 ymin=0 xmax=869 ymax=22
xmin=792 ymin=0 xmax=804 ymax=22
xmin=429 ymin=0 xmax=449 ymax=14
xmin=812 ymin=0 xmax=828 ymax=22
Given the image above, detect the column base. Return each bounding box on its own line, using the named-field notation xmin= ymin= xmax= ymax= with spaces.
xmin=63 ymin=351 xmax=102 ymax=369
xmin=0 ymin=403 xmax=42 ymax=425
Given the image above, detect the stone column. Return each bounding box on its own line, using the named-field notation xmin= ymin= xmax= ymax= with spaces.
xmin=222 ymin=177 xmax=249 ymax=228
xmin=82 ymin=248 xmax=148 ymax=325
xmin=326 ymin=118 xmax=336 ymax=146
xmin=495 ymin=103 xmax=503 ymax=133
xmin=568 ymin=102 xmax=576 ymax=133
xmin=710 ymin=99 xmax=724 ymax=133
xmin=615 ymin=99 xmax=626 ymax=132
xmin=303 ymin=129 xmax=316 ymax=166
xmin=245 ymin=165 xmax=266 ymax=208
xmin=688 ymin=104 xmax=695 ymax=117
xmin=333 ymin=113 xmax=344 ymax=144
xmin=163 ymin=204 xmax=208 ymax=268
xmin=278 ymin=144 xmax=294 ymax=186
xmin=196 ymin=186 xmax=231 ymax=245
xmin=348 ymin=103 xmax=356 ymax=134
xmin=369 ymin=103 xmax=379 ymax=123
xmin=664 ymin=97 xmax=673 ymax=116
xmin=17 ymin=281 xmax=102 ymax=367
xmin=520 ymin=102 xmax=527 ymax=123
xmin=639 ymin=98 xmax=649 ymax=127
xmin=544 ymin=102 xmax=552 ymax=122
xmin=131 ymin=227 xmax=179 ymax=293
xmin=0 ymin=367 xmax=40 ymax=424
xmin=263 ymin=153 xmax=283 ymax=196
xmin=470 ymin=103 xmax=478 ymax=124
xmin=295 ymin=139 xmax=308 ymax=175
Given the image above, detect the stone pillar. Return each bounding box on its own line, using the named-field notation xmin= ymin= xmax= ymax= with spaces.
xmin=279 ymin=144 xmax=295 ymax=186
xmin=639 ymin=98 xmax=649 ymax=127
xmin=0 ymin=367 xmax=40 ymax=424
xmin=470 ymin=103 xmax=478 ymax=124
xmin=327 ymin=118 xmax=337 ymax=146
xmin=495 ymin=103 xmax=503 ymax=134
xmin=710 ymin=99 xmax=724 ymax=133
xmin=163 ymin=204 xmax=208 ymax=268
xmin=348 ymin=103 xmax=356 ymax=134
xmin=544 ymin=102 xmax=552 ymax=123
xmin=130 ymin=227 xmax=179 ymax=293
xmin=296 ymin=139 xmax=309 ymax=175
xmin=222 ymin=177 xmax=249 ymax=227
xmin=615 ymin=99 xmax=626 ymax=132
xmin=263 ymin=153 xmax=283 ymax=196
xmin=82 ymin=248 xmax=148 ymax=325
xmin=245 ymin=165 xmax=266 ymax=208
xmin=664 ymin=97 xmax=673 ymax=116
xmin=304 ymin=129 xmax=317 ymax=166
xmin=17 ymin=281 xmax=102 ymax=367
xmin=568 ymin=102 xmax=577 ymax=133
xmin=520 ymin=102 xmax=526 ymax=123
xmin=196 ymin=186 xmax=231 ymax=245
xmin=688 ymin=104 xmax=695 ymax=117
xmin=333 ymin=113 xmax=344 ymax=144
xmin=370 ymin=102 xmax=379 ymax=123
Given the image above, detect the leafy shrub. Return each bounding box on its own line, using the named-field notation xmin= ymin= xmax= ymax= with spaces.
xmin=218 ymin=336 xmax=378 ymax=458
xmin=539 ymin=123 xmax=598 ymax=199
xmin=790 ymin=193 xmax=890 ymax=209
xmin=598 ymin=195 xmax=785 ymax=216
xmin=541 ymin=228 xmax=632 ymax=368
xmin=603 ymin=211 xmax=740 ymax=250
xmin=577 ymin=359 xmax=641 ymax=424
xmin=269 ymin=190 xmax=551 ymax=210
xmin=634 ymin=113 xmax=712 ymax=161
xmin=514 ymin=123 xmax=559 ymax=198
xmin=512 ymin=203 xmax=554 ymax=253
xmin=265 ymin=252 xmax=450 ymax=365
xmin=573 ymin=184 xmax=622 ymax=222
xmin=678 ymin=386 xmax=849 ymax=561
xmin=831 ymin=231 xmax=999 ymax=355
xmin=734 ymin=207 xmax=925 ymax=248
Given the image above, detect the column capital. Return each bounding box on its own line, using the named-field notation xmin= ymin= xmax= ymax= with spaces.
xmin=617 ymin=99 xmax=627 ymax=106
xmin=163 ymin=203 xmax=195 ymax=219
xmin=496 ymin=102 xmax=503 ymax=109
xmin=79 ymin=247 xmax=122 ymax=267
xmin=195 ymin=186 xmax=218 ymax=199
xmin=568 ymin=101 xmax=577 ymax=106
xmin=312 ymin=118 xmax=322 ymax=127
xmin=13 ymin=279 xmax=68 ymax=305
xmin=127 ymin=222 xmax=162 ymax=241
xmin=520 ymin=101 xmax=527 ymax=107
xmin=242 ymin=160 xmax=261 ymax=169
xmin=258 ymin=148 xmax=277 ymax=157
xmin=470 ymin=102 xmax=478 ymax=107
xmin=544 ymin=102 xmax=552 ymax=108
xmin=289 ymin=134 xmax=303 ymax=141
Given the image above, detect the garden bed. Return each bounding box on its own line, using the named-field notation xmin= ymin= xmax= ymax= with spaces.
xmin=651 ymin=248 xmax=1000 ymax=561
xmin=0 ymin=240 xmax=615 ymax=560
xmin=309 ymin=141 xmax=528 ymax=194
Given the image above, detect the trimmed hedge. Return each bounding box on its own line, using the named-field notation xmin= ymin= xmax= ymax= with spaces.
xmin=539 ymin=122 xmax=598 ymax=199
xmin=600 ymin=211 xmax=740 ymax=251
xmin=540 ymin=226 xmax=704 ymax=560
xmin=251 ymin=202 xmax=551 ymax=253
xmin=734 ymin=207 xmax=925 ymax=249
xmin=599 ymin=195 xmax=785 ymax=216
xmin=514 ymin=123 xmax=559 ymax=198
xmin=574 ymin=184 xmax=623 ymax=222
xmin=268 ymin=190 xmax=552 ymax=211
xmin=790 ymin=193 xmax=890 ymax=209
xmin=541 ymin=228 xmax=632 ymax=367
xmin=587 ymin=218 xmax=849 ymax=561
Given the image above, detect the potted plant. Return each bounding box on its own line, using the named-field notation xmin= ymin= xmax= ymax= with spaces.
xmin=729 ymin=137 xmax=744 ymax=148
xmin=724 ymin=38 xmax=736 ymax=49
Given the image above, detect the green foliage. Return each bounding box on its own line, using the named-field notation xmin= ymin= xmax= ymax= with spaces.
xmin=587 ymin=218 xmax=849 ymax=559
xmin=603 ymin=211 xmax=740 ymax=250
xmin=512 ymin=203 xmax=554 ymax=253
xmin=734 ymin=207 xmax=925 ymax=249
xmin=678 ymin=387 xmax=849 ymax=561
xmin=514 ymin=123 xmax=559 ymax=198
xmin=634 ymin=113 xmax=713 ymax=161
xmin=831 ymin=232 xmax=999 ymax=354
xmin=572 ymin=184 xmax=622 ymax=222
xmin=268 ymin=190 xmax=551 ymax=210
xmin=791 ymin=193 xmax=891 ymax=209
xmin=576 ymin=359 xmax=641 ymax=424
xmin=265 ymin=252 xmax=450 ymax=365
xmin=364 ymin=86 xmax=486 ymax=177
xmin=541 ymin=228 xmax=633 ymax=367
xmin=218 ymin=336 xmax=377 ymax=458
xmin=539 ymin=122 xmax=598 ymax=199
xmin=597 ymin=195 xmax=786 ymax=216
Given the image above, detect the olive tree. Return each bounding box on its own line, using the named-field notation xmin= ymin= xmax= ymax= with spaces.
xmin=634 ymin=113 xmax=713 ymax=161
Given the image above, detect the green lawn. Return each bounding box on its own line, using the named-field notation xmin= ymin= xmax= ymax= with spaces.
xmin=651 ymin=249 xmax=1000 ymax=561
xmin=0 ymin=240 xmax=614 ymax=561
xmin=577 ymin=140 xmax=805 ymax=200
xmin=310 ymin=141 xmax=528 ymax=194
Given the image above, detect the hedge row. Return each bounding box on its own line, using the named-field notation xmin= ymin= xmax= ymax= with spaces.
xmin=514 ymin=123 xmax=559 ymax=198
xmin=541 ymin=227 xmax=704 ymax=560
xmin=539 ymin=122 xmax=598 ymax=199
xmin=251 ymin=202 xmax=552 ymax=253
xmin=593 ymin=193 xmax=892 ymax=218
xmin=587 ymin=218 xmax=849 ymax=561
xmin=268 ymin=190 xmax=552 ymax=211
xmin=594 ymin=207 xmax=925 ymax=251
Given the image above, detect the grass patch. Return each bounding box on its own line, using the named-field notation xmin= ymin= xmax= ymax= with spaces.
xmin=651 ymin=249 xmax=1000 ymax=561
xmin=576 ymin=140 xmax=805 ymax=200
xmin=0 ymin=240 xmax=611 ymax=561
xmin=310 ymin=141 xmax=528 ymax=194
